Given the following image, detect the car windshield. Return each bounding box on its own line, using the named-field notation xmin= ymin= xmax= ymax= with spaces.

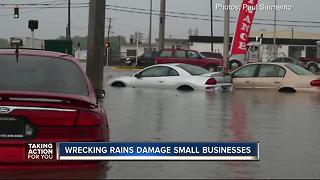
xmin=0 ymin=55 xmax=88 ymax=95
xmin=285 ymin=63 xmax=314 ymax=75
xmin=176 ymin=64 xmax=209 ymax=75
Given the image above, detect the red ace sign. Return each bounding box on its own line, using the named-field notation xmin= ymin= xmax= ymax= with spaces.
xmin=231 ymin=0 xmax=259 ymax=55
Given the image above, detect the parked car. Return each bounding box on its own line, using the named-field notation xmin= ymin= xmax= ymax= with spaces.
xmin=231 ymin=62 xmax=320 ymax=93
xmin=155 ymin=49 xmax=223 ymax=72
xmin=200 ymin=52 xmax=223 ymax=59
xmin=0 ymin=49 xmax=109 ymax=167
xmin=107 ymin=64 xmax=232 ymax=91
xmin=299 ymin=57 xmax=320 ymax=73
xmin=269 ymin=57 xmax=305 ymax=67
xmin=125 ymin=51 xmax=160 ymax=66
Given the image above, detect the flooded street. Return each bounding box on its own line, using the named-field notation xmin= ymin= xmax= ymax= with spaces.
xmin=105 ymin=84 xmax=320 ymax=179
xmin=1 ymin=67 xmax=320 ymax=179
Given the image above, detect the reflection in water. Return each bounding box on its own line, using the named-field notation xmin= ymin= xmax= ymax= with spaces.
xmin=105 ymin=87 xmax=320 ymax=179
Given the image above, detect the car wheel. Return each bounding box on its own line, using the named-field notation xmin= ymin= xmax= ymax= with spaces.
xmin=177 ymin=85 xmax=194 ymax=92
xmin=111 ymin=82 xmax=126 ymax=87
xmin=205 ymin=64 xmax=218 ymax=72
xmin=229 ymin=60 xmax=242 ymax=71
xmin=279 ymin=87 xmax=296 ymax=93
xmin=307 ymin=63 xmax=319 ymax=73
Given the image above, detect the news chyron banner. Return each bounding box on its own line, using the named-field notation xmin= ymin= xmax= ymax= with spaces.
xmin=25 ymin=142 xmax=259 ymax=161
xmin=231 ymin=0 xmax=259 ymax=55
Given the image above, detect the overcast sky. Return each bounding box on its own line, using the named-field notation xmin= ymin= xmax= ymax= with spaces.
xmin=0 ymin=0 xmax=319 ymax=42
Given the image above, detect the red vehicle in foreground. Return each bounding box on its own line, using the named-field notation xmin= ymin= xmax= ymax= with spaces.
xmin=155 ymin=49 xmax=223 ymax=72
xmin=0 ymin=49 xmax=109 ymax=168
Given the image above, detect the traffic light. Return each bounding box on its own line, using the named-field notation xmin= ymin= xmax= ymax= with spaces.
xmin=105 ymin=42 xmax=110 ymax=48
xmin=14 ymin=7 xmax=19 ymax=18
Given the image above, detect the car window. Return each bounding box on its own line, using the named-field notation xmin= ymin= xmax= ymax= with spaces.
xmin=285 ymin=64 xmax=314 ymax=75
xmin=258 ymin=65 xmax=285 ymax=77
xmin=187 ymin=51 xmax=200 ymax=59
xmin=283 ymin=58 xmax=294 ymax=63
xmin=0 ymin=55 xmax=88 ymax=95
xmin=176 ymin=64 xmax=209 ymax=76
xmin=168 ymin=68 xmax=179 ymax=76
xmin=139 ymin=66 xmax=170 ymax=77
xmin=159 ymin=50 xmax=172 ymax=58
xmin=175 ymin=50 xmax=186 ymax=58
xmin=233 ymin=65 xmax=258 ymax=78
xmin=271 ymin=58 xmax=283 ymax=62
xmin=278 ymin=67 xmax=286 ymax=77
xmin=143 ymin=52 xmax=152 ymax=58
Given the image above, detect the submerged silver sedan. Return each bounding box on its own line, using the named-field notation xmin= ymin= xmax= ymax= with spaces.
xmin=107 ymin=64 xmax=232 ymax=91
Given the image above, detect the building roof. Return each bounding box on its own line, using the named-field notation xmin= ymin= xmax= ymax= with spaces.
xmin=250 ymin=30 xmax=320 ymax=40
xmin=189 ymin=36 xmax=320 ymax=46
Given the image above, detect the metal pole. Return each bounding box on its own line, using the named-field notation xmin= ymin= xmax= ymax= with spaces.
xmin=106 ymin=18 xmax=112 ymax=67
xmin=158 ymin=0 xmax=166 ymax=50
xmin=210 ymin=0 xmax=213 ymax=52
xmin=223 ymin=0 xmax=230 ymax=73
xmin=148 ymin=0 xmax=153 ymax=51
xmin=273 ymin=0 xmax=277 ymax=58
xmin=31 ymin=30 xmax=34 ymax=48
xmin=67 ymin=0 xmax=71 ymax=40
xmin=86 ymin=0 xmax=106 ymax=90
xmin=136 ymin=32 xmax=140 ymax=66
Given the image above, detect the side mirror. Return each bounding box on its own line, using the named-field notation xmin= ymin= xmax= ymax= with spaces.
xmin=134 ymin=73 xmax=141 ymax=78
xmin=94 ymin=89 xmax=105 ymax=99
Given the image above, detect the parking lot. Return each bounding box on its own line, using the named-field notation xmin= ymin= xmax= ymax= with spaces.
xmin=102 ymin=68 xmax=320 ymax=179
xmin=1 ymin=67 xmax=320 ymax=179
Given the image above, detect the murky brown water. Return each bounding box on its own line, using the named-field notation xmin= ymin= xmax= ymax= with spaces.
xmin=105 ymin=86 xmax=320 ymax=179
xmin=1 ymin=67 xmax=320 ymax=179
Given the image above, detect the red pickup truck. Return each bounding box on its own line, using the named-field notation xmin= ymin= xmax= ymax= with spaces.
xmin=299 ymin=57 xmax=320 ymax=73
xmin=155 ymin=49 xmax=223 ymax=72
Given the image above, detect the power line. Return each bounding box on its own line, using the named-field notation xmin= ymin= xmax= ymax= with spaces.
xmin=1 ymin=3 xmax=320 ymax=28
xmin=2 ymin=2 xmax=320 ymax=25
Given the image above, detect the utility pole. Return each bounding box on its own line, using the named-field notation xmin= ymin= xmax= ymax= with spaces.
xmin=210 ymin=0 xmax=214 ymax=52
xmin=67 ymin=0 xmax=71 ymax=40
xmin=158 ymin=0 xmax=166 ymax=50
xmin=273 ymin=0 xmax=277 ymax=58
xmin=148 ymin=0 xmax=153 ymax=51
xmin=106 ymin=18 xmax=112 ymax=67
xmin=86 ymin=0 xmax=106 ymax=90
xmin=223 ymin=0 xmax=230 ymax=73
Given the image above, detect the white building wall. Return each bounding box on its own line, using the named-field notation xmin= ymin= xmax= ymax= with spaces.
xmin=190 ymin=43 xmax=223 ymax=53
xmin=24 ymin=37 xmax=44 ymax=49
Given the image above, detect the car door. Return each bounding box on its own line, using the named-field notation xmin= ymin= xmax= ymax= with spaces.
xmin=161 ymin=68 xmax=181 ymax=89
xmin=253 ymin=64 xmax=286 ymax=89
xmin=158 ymin=50 xmax=175 ymax=64
xmin=174 ymin=50 xmax=188 ymax=64
xmin=186 ymin=50 xmax=202 ymax=66
xmin=132 ymin=66 xmax=170 ymax=88
xmin=232 ymin=64 xmax=259 ymax=89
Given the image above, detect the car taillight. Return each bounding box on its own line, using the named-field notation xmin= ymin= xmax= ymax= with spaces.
xmin=310 ymin=80 xmax=320 ymax=87
xmin=205 ymin=78 xmax=217 ymax=85
xmin=76 ymin=110 xmax=104 ymax=126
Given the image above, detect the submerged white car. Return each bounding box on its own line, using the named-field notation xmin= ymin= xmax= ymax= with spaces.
xmin=107 ymin=64 xmax=232 ymax=91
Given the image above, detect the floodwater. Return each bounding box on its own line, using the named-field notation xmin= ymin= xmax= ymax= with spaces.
xmin=105 ymin=85 xmax=320 ymax=179
xmin=1 ymin=67 xmax=320 ymax=179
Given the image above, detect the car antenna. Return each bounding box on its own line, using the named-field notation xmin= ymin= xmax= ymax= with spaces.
xmin=15 ymin=44 xmax=19 ymax=63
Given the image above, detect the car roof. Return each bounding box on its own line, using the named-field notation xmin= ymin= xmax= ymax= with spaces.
xmin=161 ymin=48 xmax=194 ymax=51
xmin=0 ymin=49 xmax=75 ymax=62
xmin=244 ymin=62 xmax=289 ymax=66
